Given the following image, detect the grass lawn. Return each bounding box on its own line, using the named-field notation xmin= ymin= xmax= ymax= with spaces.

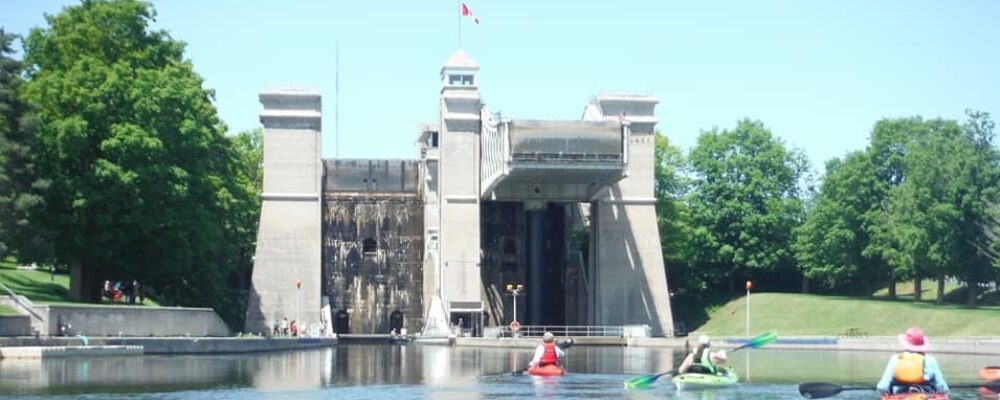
xmin=0 ymin=265 xmax=71 ymax=302
xmin=0 ymin=263 xmax=159 ymax=306
xmin=0 ymin=304 xmax=16 ymax=315
xmin=694 ymin=292 xmax=1000 ymax=337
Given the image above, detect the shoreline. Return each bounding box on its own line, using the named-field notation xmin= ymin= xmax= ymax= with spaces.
xmin=3 ymin=334 xmax=998 ymax=356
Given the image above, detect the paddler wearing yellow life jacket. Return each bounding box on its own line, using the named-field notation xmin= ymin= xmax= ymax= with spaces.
xmin=678 ymin=335 xmax=728 ymax=375
xmin=876 ymin=327 xmax=950 ymax=395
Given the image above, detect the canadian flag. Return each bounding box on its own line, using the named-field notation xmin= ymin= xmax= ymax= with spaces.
xmin=461 ymin=2 xmax=479 ymax=24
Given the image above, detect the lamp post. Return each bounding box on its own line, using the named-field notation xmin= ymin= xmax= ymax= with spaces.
xmin=505 ymin=283 xmax=524 ymax=334
xmin=296 ymin=278 xmax=302 ymax=330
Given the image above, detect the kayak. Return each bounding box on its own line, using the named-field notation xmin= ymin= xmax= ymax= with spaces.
xmin=672 ymin=368 xmax=738 ymax=390
xmin=881 ymin=394 xmax=947 ymax=400
xmin=526 ymin=364 xmax=565 ymax=376
xmin=881 ymin=393 xmax=948 ymax=400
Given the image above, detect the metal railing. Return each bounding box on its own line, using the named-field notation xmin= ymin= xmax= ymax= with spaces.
xmin=0 ymin=282 xmax=45 ymax=323
xmin=494 ymin=325 xmax=629 ymax=338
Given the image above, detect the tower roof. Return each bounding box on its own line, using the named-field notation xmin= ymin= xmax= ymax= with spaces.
xmin=442 ymin=50 xmax=479 ymax=69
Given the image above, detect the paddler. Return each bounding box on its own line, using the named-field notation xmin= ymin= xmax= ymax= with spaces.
xmin=678 ymin=335 xmax=728 ymax=374
xmin=528 ymin=332 xmax=565 ymax=369
xmin=876 ymin=327 xmax=949 ymax=395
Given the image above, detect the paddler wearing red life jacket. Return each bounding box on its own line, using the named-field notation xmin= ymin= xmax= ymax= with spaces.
xmin=528 ymin=332 xmax=565 ymax=368
xmin=876 ymin=327 xmax=950 ymax=395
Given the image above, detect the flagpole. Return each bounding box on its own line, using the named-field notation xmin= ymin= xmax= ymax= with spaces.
xmin=457 ymin=0 xmax=461 ymax=49
xmin=335 ymin=41 xmax=340 ymax=158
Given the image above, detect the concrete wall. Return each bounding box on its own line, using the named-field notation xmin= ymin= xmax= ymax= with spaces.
xmin=0 ymin=315 xmax=31 ymax=336
xmin=324 ymin=159 xmax=420 ymax=193
xmin=322 ymin=192 xmax=424 ymax=334
xmin=587 ymin=95 xmax=675 ymax=337
xmin=245 ymin=89 xmax=323 ymax=334
xmin=37 ymin=305 xmax=229 ymax=337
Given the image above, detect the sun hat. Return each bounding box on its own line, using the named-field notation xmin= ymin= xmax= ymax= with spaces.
xmin=543 ymin=332 xmax=555 ymax=342
xmin=899 ymin=327 xmax=929 ymax=352
xmin=698 ymin=335 xmax=711 ymax=346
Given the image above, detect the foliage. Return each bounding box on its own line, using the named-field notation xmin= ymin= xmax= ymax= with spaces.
xmin=794 ymin=151 xmax=887 ymax=294
xmin=685 ymin=119 xmax=809 ymax=292
xmin=653 ymin=134 xmax=696 ymax=293
xmin=19 ymin=0 xmax=258 ymax=326
xmin=0 ymin=29 xmax=48 ymax=261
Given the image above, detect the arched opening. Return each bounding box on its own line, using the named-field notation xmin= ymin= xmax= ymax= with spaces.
xmin=335 ymin=309 xmax=350 ymax=334
xmin=389 ymin=310 xmax=404 ymax=333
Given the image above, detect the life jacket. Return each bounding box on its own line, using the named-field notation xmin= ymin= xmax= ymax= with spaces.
xmin=539 ymin=342 xmax=559 ymax=366
xmin=692 ymin=344 xmax=717 ymax=374
xmin=893 ymin=352 xmax=925 ymax=384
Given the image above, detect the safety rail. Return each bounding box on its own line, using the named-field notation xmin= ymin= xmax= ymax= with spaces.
xmin=496 ymin=325 xmax=630 ymax=338
xmin=0 ymin=282 xmax=45 ymax=323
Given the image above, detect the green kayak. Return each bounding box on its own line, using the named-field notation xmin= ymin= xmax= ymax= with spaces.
xmin=671 ymin=368 xmax=739 ymax=390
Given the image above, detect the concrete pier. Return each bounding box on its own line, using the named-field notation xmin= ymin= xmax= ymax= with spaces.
xmin=0 ymin=345 xmax=143 ymax=359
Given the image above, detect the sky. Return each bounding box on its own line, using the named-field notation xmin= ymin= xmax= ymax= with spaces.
xmin=3 ymin=0 xmax=1000 ymax=173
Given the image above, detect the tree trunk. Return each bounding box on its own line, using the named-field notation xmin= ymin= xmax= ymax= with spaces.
xmin=966 ymin=280 xmax=978 ymax=308
xmin=801 ymin=276 xmax=809 ymax=294
xmin=887 ymin=276 xmax=896 ymax=300
xmin=69 ymin=259 xmax=102 ymax=302
xmin=936 ymin=276 xmax=945 ymax=305
xmin=913 ymin=275 xmax=922 ymax=302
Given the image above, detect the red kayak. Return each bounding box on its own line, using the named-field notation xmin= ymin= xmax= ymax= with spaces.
xmin=526 ymin=364 xmax=565 ymax=376
xmin=881 ymin=393 xmax=948 ymax=400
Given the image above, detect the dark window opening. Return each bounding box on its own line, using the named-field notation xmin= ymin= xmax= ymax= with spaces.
xmin=362 ymin=238 xmax=378 ymax=255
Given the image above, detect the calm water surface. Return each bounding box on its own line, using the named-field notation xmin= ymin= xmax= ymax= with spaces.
xmin=0 ymin=345 xmax=995 ymax=399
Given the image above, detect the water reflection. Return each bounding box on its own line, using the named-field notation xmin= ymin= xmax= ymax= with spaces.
xmin=0 ymin=345 xmax=995 ymax=399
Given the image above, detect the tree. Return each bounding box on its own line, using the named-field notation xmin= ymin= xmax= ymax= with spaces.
xmin=0 ymin=29 xmax=47 ymax=261
xmin=20 ymin=0 xmax=257 ymax=323
xmin=686 ymin=119 xmax=809 ymax=291
xmin=862 ymin=117 xmax=934 ymax=299
xmin=653 ymin=133 xmax=698 ymax=296
xmin=794 ymin=151 xmax=888 ymax=295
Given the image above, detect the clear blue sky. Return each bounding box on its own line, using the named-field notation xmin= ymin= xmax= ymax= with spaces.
xmin=4 ymin=0 xmax=1000 ymax=172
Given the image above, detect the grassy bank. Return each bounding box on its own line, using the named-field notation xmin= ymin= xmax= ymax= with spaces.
xmin=693 ymin=292 xmax=1000 ymax=337
xmin=1 ymin=260 xmax=159 ymax=306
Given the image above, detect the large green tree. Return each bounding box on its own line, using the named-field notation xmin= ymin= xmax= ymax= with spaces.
xmin=686 ymin=119 xmax=809 ymax=291
xmin=794 ymin=151 xmax=887 ymax=295
xmin=20 ymin=0 xmax=257 ymax=322
xmin=653 ymin=133 xmax=697 ymax=295
xmin=861 ymin=117 xmax=934 ymax=299
xmin=0 ymin=29 xmax=47 ymax=261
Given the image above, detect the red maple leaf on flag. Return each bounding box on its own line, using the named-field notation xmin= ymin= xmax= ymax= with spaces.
xmin=461 ymin=2 xmax=479 ymax=24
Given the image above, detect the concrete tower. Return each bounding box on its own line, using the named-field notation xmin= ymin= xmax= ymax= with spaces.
xmin=435 ymin=50 xmax=484 ymax=330
xmin=245 ymin=89 xmax=323 ymax=334
xmin=583 ymin=93 xmax=674 ymax=336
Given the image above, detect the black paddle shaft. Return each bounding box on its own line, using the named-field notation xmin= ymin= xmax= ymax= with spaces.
xmin=799 ymin=380 xmax=1000 ymax=399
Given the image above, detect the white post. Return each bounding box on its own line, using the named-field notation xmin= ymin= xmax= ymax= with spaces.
xmin=745 ymin=280 xmax=752 ymax=336
xmin=513 ymin=290 xmax=518 ymax=324
xmin=745 ymin=280 xmax=752 ymax=381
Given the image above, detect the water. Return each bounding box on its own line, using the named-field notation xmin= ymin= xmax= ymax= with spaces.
xmin=0 ymin=345 xmax=994 ymax=399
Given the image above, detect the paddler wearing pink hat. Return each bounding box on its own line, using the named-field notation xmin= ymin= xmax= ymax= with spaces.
xmin=876 ymin=327 xmax=950 ymax=395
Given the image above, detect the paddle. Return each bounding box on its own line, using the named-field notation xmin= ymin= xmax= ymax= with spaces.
xmin=798 ymin=379 xmax=1000 ymax=399
xmin=511 ymin=338 xmax=575 ymax=376
xmin=623 ymin=331 xmax=779 ymax=389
